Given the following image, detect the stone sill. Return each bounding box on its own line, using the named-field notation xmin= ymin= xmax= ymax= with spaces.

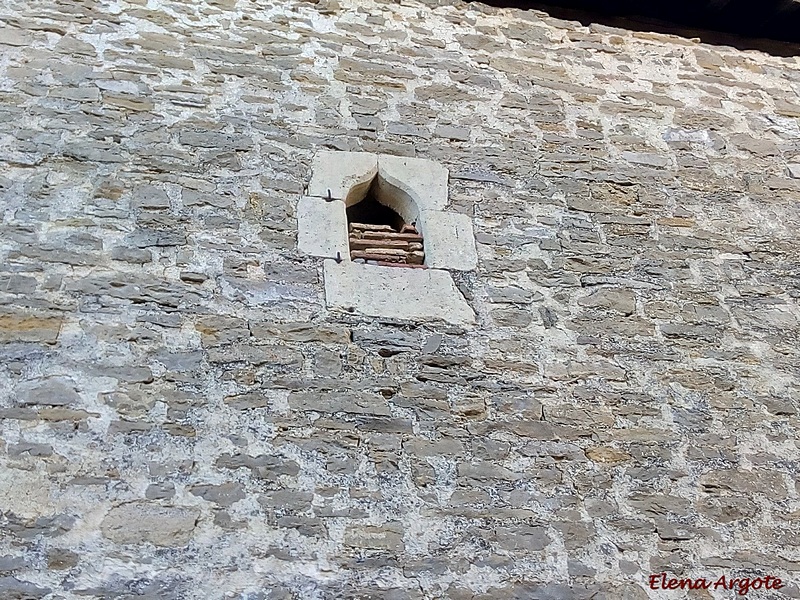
xmin=323 ymin=260 xmax=475 ymax=326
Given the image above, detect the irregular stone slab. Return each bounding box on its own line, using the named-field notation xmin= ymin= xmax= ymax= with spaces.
xmin=323 ymin=260 xmax=474 ymax=325
xmin=190 ymin=483 xmax=246 ymax=507
xmin=585 ymin=446 xmax=631 ymax=464
xmin=46 ymin=548 xmax=78 ymax=570
xmin=0 ymin=576 xmax=51 ymax=599
xmin=0 ymin=28 xmax=33 ymax=47
xmin=145 ymin=483 xmax=175 ymax=500
xmin=495 ymin=525 xmax=551 ymax=551
xmin=352 ymin=328 xmax=419 ymax=353
xmin=206 ymin=344 xmax=302 ymax=367
xmin=215 ymin=453 xmax=300 ymax=478
xmin=250 ymin=321 xmax=350 ymax=343
xmin=577 ymin=288 xmax=636 ymax=315
xmin=288 ymin=390 xmax=391 ymax=416
xmin=451 ymin=166 xmax=512 ymax=186
xmin=224 ymin=392 xmax=269 ymax=409
xmin=0 ymin=555 xmax=28 ymax=572
xmin=131 ymin=185 xmax=170 ymax=209
xmin=101 ymin=503 xmax=199 ymax=547
xmin=16 ymin=377 xmax=79 ymax=407
xmin=5 ymin=513 xmax=75 ymax=539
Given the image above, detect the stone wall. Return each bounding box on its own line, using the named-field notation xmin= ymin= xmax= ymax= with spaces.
xmin=1 ymin=0 xmax=800 ymax=598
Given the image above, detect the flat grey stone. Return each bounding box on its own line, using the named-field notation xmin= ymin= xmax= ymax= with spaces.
xmin=110 ymin=246 xmax=152 ymax=264
xmin=0 ymin=576 xmax=51 ymax=599
xmin=132 ymin=185 xmax=170 ymax=209
xmin=17 ymin=377 xmax=79 ymax=406
xmin=352 ymin=329 xmax=418 ymax=353
xmin=386 ymin=122 xmax=430 ymax=139
xmin=178 ymin=131 xmax=253 ymax=151
xmin=288 ymin=390 xmax=391 ymax=416
xmin=216 ymin=453 xmax=300 ymax=478
xmin=145 ymin=482 xmax=176 ymax=500
xmin=0 ymin=556 xmax=27 ymax=573
xmin=434 ymin=125 xmax=470 ymax=141
xmin=190 ymin=482 xmax=246 ymax=507
xmin=8 ymin=442 xmax=53 ymax=457
xmin=451 ymin=167 xmax=512 ymax=186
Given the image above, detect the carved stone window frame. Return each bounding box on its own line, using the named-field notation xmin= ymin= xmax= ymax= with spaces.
xmin=297 ymin=151 xmax=476 ymax=325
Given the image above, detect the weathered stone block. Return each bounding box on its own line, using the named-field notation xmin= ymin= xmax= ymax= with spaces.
xmin=495 ymin=525 xmax=550 ymax=551
xmin=417 ymin=210 xmax=477 ymax=271
xmin=101 ymin=503 xmax=200 ymax=546
xmin=296 ymin=196 xmax=349 ymax=259
xmin=17 ymin=377 xmax=79 ymax=407
xmin=145 ymin=482 xmax=175 ymax=500
xmin=0 ymin=314 xmax=62 ymax=344
xmin=344 ymin=524 xmax=404 ymax=551
xmin=216 ymin=453 xmax=300 ymax=478
xmin=195 ymin=316 xmax=249 ymax=346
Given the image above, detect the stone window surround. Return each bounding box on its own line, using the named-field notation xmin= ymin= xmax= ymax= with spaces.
xmin=297 ymin=151 xmax=476 ymax=325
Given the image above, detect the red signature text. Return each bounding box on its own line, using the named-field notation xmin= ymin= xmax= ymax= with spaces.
xmin=648 ymin=572 xmax=784 ymax=595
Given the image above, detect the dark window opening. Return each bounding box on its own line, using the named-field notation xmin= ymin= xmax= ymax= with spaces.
xmin=346 ymin=179 xmax=426 ymax=268
xmin=346 ymin=180 xmax=405 ymax=231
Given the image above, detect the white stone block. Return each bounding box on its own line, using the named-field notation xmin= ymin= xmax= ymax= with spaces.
xmin=377 ymin=154 xmax=448 ymax=217
xmin=297 ymin=196 xmax=349 ymax=259
xmin=308 ymin=151 xmax=378 ymax=201
xmin=417 ymin=210 xmax=477 ymax=271
xmin=324 ymin=261 xmax=475 ymax=325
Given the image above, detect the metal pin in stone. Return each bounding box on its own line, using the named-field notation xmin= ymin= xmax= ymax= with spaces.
xmin=326 ymin=189 xmax=333 ymax=202
xmin=335 ymin=251 xmax=342 ymax=264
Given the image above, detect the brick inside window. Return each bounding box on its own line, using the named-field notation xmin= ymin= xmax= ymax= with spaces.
xmin=346 ymin=180 xmax=425 ymax=268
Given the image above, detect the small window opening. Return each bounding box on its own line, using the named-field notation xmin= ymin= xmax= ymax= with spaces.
xmin=346 ymin=179 xmax=426 ymax=268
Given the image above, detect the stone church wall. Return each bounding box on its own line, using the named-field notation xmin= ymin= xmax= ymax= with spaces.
xmin=1 ymin=0 xmax=799 ymax=597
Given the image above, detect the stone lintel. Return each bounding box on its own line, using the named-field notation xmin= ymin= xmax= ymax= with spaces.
xmin=307 ymin=151 xmax=378 ymax=201
xmin=377 ymin=154 xmax=448 ymax=215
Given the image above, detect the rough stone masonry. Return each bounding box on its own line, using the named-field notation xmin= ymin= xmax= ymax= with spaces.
xmin=1 ymin=0 xmax=800 ymax=598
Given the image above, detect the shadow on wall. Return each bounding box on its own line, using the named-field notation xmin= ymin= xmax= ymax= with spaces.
xmin=470 ymin=0 xmax=800 ymax=56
